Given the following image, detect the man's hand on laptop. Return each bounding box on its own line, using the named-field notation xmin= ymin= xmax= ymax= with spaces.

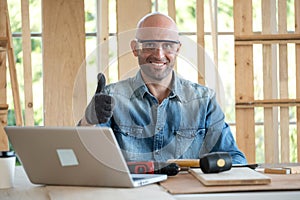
xmin=84 ymin=73 xmax=115 ymax=125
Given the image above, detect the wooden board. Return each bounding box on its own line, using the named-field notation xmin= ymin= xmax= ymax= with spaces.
xmin=21 ymin=0 xmax=34 ymax=126
xmin=278 ymin=0 xmax=290 ymax=163
xmin=0 ymin=0 xmax=7 ymax=105
xmin=189 ymin=168 xmax=271 ymax=186
xmin=233 ymin=0 xmax=255 ymax=163
xmin=196 ymin=0 xmax=205 ymax=85
xmin=262 ymin=0 xmax=279 ymax=164
xmin=160 ymin=170 xmax=300 ymax=194
xmin=116 ymin=0 xmax=151 ymax=80
xmin=295 ymin=0 xmax=300 ymax=163
xmin=42 ymin=0 xmax=86 ymax=126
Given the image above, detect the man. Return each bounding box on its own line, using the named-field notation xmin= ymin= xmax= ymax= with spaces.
xmin=79 ymin=12 xmax=247 ymax=164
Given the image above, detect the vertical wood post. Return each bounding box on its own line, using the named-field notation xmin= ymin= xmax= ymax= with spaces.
xmin=21 ymin=0 xmax=34 ymax=126
xmin=196 ymin=0 xmax=205 ymax=85
xmin=295 ymin=0 xmax=300 ymax=162
xmin=278 ymin=0 xmax=290 ymax=163
xmin=262 ymin=0 xmax=279 ymax=164
xmin=234 ymin=0 xmax=255 ymax=163
xmin=116 ymin=0 xmax=151 ymax=79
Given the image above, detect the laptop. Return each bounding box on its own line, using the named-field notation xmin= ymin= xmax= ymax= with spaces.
xmin=5 ymin=126 xmax=167 ymax=188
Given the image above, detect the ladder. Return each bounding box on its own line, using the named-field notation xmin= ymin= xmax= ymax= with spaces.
xmin=0 ymin=0 xmax=23 ymax=151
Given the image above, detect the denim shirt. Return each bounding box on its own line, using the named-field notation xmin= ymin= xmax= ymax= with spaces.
xmin=98 ymin=70 xmax=247 ymax=164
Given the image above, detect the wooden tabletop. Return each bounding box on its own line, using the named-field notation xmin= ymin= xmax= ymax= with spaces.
xmin=0 ymin=166 xmax=175 ymax=200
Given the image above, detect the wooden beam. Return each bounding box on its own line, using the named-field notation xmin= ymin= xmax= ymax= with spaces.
xmin=0 ymin=104 xmax=9 ymax=151
xmin=278 ymin=0 xmax=289 ymax=163
xmin=21 ymin=0 xmax=34 ymax=126
xmin=0 ymin=0 xmax=7 ymax=105
xmin=196 ymin=0 xmax=205 ymax=85
xmin=6 ymin=4 xmax=23 ymax=126
xmin=235 ymin=33 xmax=300 ymax=42
xmin=167 ymin=0 xmax=177 ymax=72
xmin=262 ymin=0 xmax=279 ymax=164
xmin=0 ymin=0 xmax=8 ymax=151
xmin=295 ymin=0 xmax=300 ymax=162
xmin=42 ymin=0 xmax=86 ymax=126
xmin=116 ymin=0 xmax=151 ymax=80
xmin=0 ymin=121 xmax=8 ymax=151
xmin=0 ymin=37 xmax=6 ymax=52
xmin=236 ymin=99 xmax=300 ymax=108
xmin=167 ymin=0 xmax=176 ymax=21
xmin=97 ymin=0 xmax=109 ymax=81
xmin=234 ymin=0 xmax=255 ymax=163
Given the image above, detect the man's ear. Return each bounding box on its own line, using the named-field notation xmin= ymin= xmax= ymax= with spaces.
xmin=130 ymin=40 xmax=139 ymax=57
xmin=176 ymin=43 xmax=182 ymax=54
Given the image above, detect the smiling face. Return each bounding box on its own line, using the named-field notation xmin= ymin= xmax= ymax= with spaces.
xmin=131 ymin=13 xmax=181 ymax=83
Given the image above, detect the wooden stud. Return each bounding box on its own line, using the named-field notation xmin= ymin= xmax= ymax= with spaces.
xmin=167 ymin=0 xmax=177 ymax=72
xmin=116 ymin=0 xmax=151 ymax=80
xmin=42 ymin=0 xmax=86 ymax=126
xmin=196 ymin=0 xmax=205 ymax=85
xmin=0 ymin=104 xmax=9 ymax=151
xmin=0 ymin=0 xmax=7 ymax=105
xmin=167 ymin=0 xmax=176 ymax=21
xmin=262 ymin=0 xmax=279 ymax=164
xmin=295 ymin=0 xmax=300 ymax=162
xmin=97 ymin=0 xmax=109 ymax=81
xmin=278 ymin=0 xmax=289 ymax=163
xmin=21 ymin=0 xmax=34 ymax=126
xmin=6 ymin=3 xmax=23 ymax=126
xmin=234 ymin=0 xmax=255 ymax=163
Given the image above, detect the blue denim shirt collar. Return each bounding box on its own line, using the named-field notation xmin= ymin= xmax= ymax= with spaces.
xmin=132 ymin=70 xmax=182 ymax=102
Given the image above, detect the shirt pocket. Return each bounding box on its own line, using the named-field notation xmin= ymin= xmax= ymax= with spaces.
xmin=113 ymin=125 xmax=146 ymax=161
xmin=113 ymin=125 xmax=144 ymax=138
xmin=174 ymin=128 xmax=206 ymax=158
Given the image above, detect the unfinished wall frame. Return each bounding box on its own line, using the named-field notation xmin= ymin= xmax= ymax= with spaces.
xmin=234 ymin=0 xmax=300 ymax=164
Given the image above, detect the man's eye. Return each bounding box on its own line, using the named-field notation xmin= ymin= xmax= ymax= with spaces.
xmin=163 ymin=43 xmax=173 ymax=49
xmin=143 ymin=42 xmax=156 ymax=49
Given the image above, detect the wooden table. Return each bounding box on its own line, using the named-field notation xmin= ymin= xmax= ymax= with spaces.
xmin=0 ymin=166 xmax=175 ymax=200
xmin=1 ymin=166 xmax=300 ymax=200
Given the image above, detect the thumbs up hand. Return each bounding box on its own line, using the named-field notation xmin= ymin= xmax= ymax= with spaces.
xmin=84 ymin=73 xmax=115 ymax=124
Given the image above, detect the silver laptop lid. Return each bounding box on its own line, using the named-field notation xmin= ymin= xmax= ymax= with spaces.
xmin=5 ymin=126 xmax=166 ymax=187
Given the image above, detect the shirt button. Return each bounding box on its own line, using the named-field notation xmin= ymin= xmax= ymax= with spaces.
xmin=155 ymin=150 xmax=160 ymax=154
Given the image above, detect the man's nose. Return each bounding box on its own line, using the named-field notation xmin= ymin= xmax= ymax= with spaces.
xmin=152 ymin=46 xmax=165 ymax=58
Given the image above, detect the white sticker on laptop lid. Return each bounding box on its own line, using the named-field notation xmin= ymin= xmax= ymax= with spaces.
xmin=56 ymin=149 xmax=79 ymax=167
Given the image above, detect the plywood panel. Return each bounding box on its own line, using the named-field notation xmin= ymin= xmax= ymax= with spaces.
xmin=116 ymin=0 xmax=151 ymax=80
xmin=42 ymin=0 xmax=86 ymax=126
xmin=234 ymin=0 xmax=255 ymax=163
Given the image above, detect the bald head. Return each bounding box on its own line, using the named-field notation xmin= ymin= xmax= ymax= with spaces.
xmin=137 ymin=13 xmax=178 ymax=30
xmin=135 ymin=13 xmax=179 ymax=41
